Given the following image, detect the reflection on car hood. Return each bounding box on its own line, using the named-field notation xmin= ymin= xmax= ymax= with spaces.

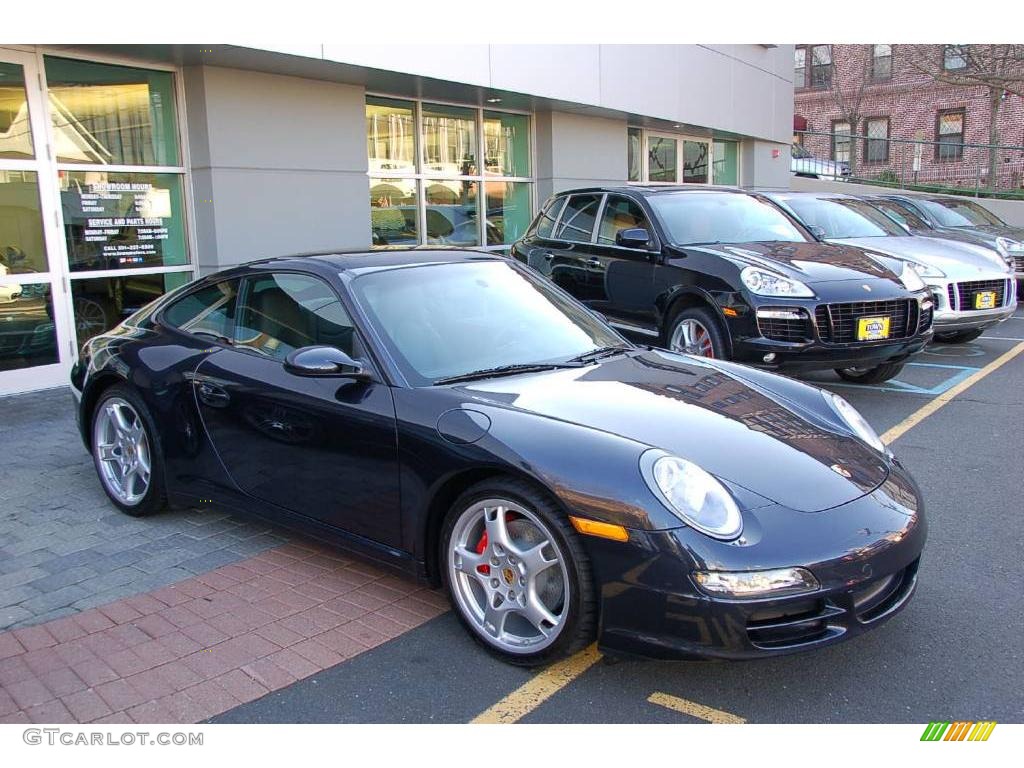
xmin=965 ymin=224 xmax=1024 ymax=243
xmin=832 ymin=235 xmax=1011 ymax=278
xmin=460 ymin=349 xmax=890 ymax=513
xmin=680 ymin=240 xmax=903 ymax=285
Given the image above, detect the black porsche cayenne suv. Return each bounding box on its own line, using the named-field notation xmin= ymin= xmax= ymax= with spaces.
xmin=512 ymin=186 xmax=934 ymax=383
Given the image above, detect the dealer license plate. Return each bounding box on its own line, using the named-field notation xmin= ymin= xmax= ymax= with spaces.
xmin=974 ymin=291 xmax=996 ymax=310
xmin=857 ymin=316 xmax=891 ymax=341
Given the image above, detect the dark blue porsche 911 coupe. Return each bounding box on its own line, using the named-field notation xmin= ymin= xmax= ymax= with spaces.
xmin=71 ymin=249 xmax=925 ymax=665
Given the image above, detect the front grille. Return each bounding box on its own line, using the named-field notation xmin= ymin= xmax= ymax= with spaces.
xmin=1014 ymin=255 xmax=1024 ymax=274
xmin=746 ymin=600 xmax=843 ymax=649
xmin=919 ymin=304 xmax=933 ymax=332
xmin=947 ymin=283 xmax=956 ymax=309
xmin=853 ymin=561 xmax=918 ymax=623
xmin=814 ymin=299 xmax=913 ymax=343
xmin=758 ymin=314 xmax=812 ymax=342
xmin=956 ymin=279 xmax=1008 ymax=310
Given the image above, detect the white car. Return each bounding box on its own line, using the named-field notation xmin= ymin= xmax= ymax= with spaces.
xmin=0 ymin=263 xmax=23 ymax=303
xmin=769 ymin=192 xmax=1016 ymax=343
xmin=791 ymin=143 xmax=850 ymax=180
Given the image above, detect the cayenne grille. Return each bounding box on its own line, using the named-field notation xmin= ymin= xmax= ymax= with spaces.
xmin=757 ymin=315 xmax=812 ymax=343
xmin=919 ymin=304 xmax=933 ymax=332
xmin=1015 ymin=255 xmax=1024 ymax=273
xmin=955 ymin=279 xmax=1008 ymax=310
xmin=947 ymin=283 xmax=956 ymax=309
xmin=814 ymin=299 xmax=913 ymax=343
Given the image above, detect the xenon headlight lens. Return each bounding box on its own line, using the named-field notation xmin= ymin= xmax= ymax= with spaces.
xmin=693 ymin=567 xmax=819 ymax=598
xmin=995 ymin=237 xmax=1021 ymax=270
xmin=641 ymin=451 xmax=742 ymax=540
xmin=740 ymin=266 xmax=814 ymax=298
xmin=824 ymin=390 xmax=887 ymax=454
xmin=903 ymin=259 xmax=942 ymax=284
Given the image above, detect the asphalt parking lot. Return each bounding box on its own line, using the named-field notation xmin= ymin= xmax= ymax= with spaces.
xmin=3 ymin=305 xmax=1023 ymax=724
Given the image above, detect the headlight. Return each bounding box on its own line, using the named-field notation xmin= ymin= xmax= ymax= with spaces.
xmin=641 ymin=451 xmax=742 ymax=540
xmin=823 ymin=390 xmax=887 ymax=454
xmin=740 ymin=266 xmax=814 ymax=298
xmin=995 ymin=237 xmax=1021 ymax=270
xmin=904 ymin=259 xmax=944 ymax=282
xmin=693 ymin=567 xmax=819 ymax=598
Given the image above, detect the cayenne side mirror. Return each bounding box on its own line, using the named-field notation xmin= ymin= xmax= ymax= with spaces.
xmin=616 ymin=228 xmax=651 ymax=249
xmin=284 ymin=345 xmax=371 ymax=380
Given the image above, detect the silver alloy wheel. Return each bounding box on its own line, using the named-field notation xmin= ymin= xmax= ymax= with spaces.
xmin=447 ymin=498 xmax=570 ymax=654
xmin=670 ymin=318 xmax=715 ymax=357
xmin=93 ymin=398 xmax=152 ymax=507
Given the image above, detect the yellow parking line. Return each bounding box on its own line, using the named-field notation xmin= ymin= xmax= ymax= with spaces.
xmin=648 ymin=692 xmax=746 ymax=723
xmin=881 ymin=340 xmax=1024 ymax=445
xmin=471 ymin=644 xmax=602 ymax=723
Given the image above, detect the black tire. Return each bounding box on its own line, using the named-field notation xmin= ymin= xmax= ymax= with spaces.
xmin=440 ymin=477 xmax=597 ymax=667
xmin=934 ymin=328 xmax=984 ymax=344
xmin=91 ymin=384 xmax=168 ymax=517
xmin=664 ymin=306 xmax=729 ymax=359
xmin=835 ymin=362 xmax=905 ymax=384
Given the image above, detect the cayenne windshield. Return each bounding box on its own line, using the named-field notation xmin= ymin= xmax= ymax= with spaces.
xmin=648 ymin=192 xmax=808 ymax=246
xmin=779 ymin=196 xmax=907 ymax=238
xmin=348 ymin=260 xmax=626 ymax=386
xmin=917 ymin=198 xmax=1005 ymax=228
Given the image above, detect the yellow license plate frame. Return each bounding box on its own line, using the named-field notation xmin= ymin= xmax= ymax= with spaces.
xmin=974 ymin=291 xmax=996 ymax=310
xmin=857 ymin=316 xmax=891 ymax=341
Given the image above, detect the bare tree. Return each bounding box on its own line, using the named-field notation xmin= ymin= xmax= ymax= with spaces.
xmin=821 ymin=45 xmax=875 ymax=176
xmin=906 ymin=44 xmax=1024 ymax=188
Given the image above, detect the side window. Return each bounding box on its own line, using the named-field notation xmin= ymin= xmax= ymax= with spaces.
xmin=162 ymin=281 xmax=238 ymax=340
xmin=597 ymin=196 xmax=651 ymax=246
xmin=889 ymin=201 xmax=929 ymax=228
xmin=552 ymin=194 xmax=602 ymax=243
xmin=532 ymin=196 xmax=566 ymax=239
xmin=234 ymin=273 xmax=361 ymax=361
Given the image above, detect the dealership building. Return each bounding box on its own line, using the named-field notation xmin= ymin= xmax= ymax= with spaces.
xmin=0 ymin=43 xmax=794 ymax=394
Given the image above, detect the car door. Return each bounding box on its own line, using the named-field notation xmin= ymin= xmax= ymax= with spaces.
xmin=193 ymin=270 xmax=402 ymax=546
xmin=522 ymin=193 xmax=603 ymax=300
xmin=584 ymin=194 xmax=659 ymax=330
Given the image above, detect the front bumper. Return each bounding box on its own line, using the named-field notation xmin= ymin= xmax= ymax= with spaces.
xmin=926 ymin=277 xmax=1017 ymax=332
xmin=591 ymin=465 xmax=927 ymax=660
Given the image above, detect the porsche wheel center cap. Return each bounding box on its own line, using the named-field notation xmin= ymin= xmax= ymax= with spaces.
xmin=502 ymin=567 xmax=516 ymax=585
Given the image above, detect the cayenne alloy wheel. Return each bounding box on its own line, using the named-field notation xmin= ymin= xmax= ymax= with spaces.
xmin=446 ymin=497 xmax=571 ymax=656
xmin=93 ymin=397 xmax=153 ymax=507
xmin=670 ymin=318 xmax=715 ymax=357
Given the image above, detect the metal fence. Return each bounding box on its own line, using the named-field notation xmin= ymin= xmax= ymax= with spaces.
xmin=793 ymin=129 xmax=1024 ymax=198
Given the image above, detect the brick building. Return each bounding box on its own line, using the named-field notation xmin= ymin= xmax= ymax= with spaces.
xmin=793 ymin=44 xmax=1024 ymax=191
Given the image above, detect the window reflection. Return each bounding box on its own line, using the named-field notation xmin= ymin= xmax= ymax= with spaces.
xmin=0 ymin=284 xmax=58 ymax=371
xmin=486 ymin=181 xmax=531 ymax=245
xmin=683 ymin=140 xmax=709 ymax=184
xmin=70 ymin=271 xmax=190 ymax=350
xmin=366 ymin=98 xmax=415 ymax=175
xmin=44 ymin=57 xmax=179 ymax=167
xmin=422 ymin=105 xmax=477 ymax=176
xmin=425 ymin=181 xmax=479 ymax=246
xmin=484 ymin=111 xmax=529 ymax=178
xmin=370 ymin=177 xmax=418 ymax=246
xmin=648 ymin=137 xmax=677 ymax=182
xmin=0 ymin=62 xmax=34 ymax=159
xmin=0 ymin=171 xmax=47 ymax=274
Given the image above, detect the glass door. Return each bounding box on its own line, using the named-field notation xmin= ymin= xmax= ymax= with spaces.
xmin=0 ymin=48 xmax=75 ymax=394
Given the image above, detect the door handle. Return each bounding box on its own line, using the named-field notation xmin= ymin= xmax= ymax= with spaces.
xmin=542 ymin=252 xmax=555 ymax=261
xmin=585 ymin=257 xmax=602 ymax=267
xmin=197 ymin=381 xmax=231 ymax=408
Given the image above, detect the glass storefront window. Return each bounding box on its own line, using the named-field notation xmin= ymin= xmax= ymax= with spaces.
xmin=713 ymin=140 xmax=738 ymax=185
xmin=683 ymin=140 xmax=709 ymax=184
xmin=0 ymin=285 xmax=59 ymax=372
xmin=627 ymin=127 xmax=642 ymax=182
xmin=366 ymin=97 xmax=416 ymax=175
xmin=0 ymin=62 xmax=34 ymax=159
xmin=70 ymin=271 xmax=190 ymax=350
xmin=45 ymin=57 xmax=179 ymax=167
xmin=484 ymin=111 xmax=530 ymax=178
xmin=422 ymin=105 xmax=477 ymax=176
xmin=0 ymin=171 xmax=47 ymax=274
xmin=370 ymin=177 xmax=418 ymax=246
xmin=425 ymin=180 xmax=479 ymax=246
xmin=485 ymin=181 xmax=532 ymax=246
xmin=60 ymin=171 xmax=188 ymax=272
xmin=648 ymin=136 xmax=677 ymax=182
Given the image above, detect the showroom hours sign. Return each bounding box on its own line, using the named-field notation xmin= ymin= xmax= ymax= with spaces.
xmin=63 ymin=181 xmax=174 ymax=271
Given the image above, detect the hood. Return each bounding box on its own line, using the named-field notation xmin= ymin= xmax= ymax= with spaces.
xmin=832 ymin=235 xmax=1012 ymax=278
xmin=968 ymin=224 xmax=1024 ymax=244
xmin=679 ymin=240 xmax=902 ymax=285
xmin=460 ymin=350 xmax=890 ymax=513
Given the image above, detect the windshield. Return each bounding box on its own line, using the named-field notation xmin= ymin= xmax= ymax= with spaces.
xmin=348 ymin=260 xmax=626 ymax=386
xmin=779 ymin=196 xmax=907 ymax=238
xmin=917 ymin=198 xmax=1005 ymax=228
xmin=648 ymin=192 xmax=808 ymax=246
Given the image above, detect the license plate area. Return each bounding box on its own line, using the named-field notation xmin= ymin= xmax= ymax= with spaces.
xmin=974 ymin=291 xmax=996 ymax=310
xmin=857 ymin=316 xmax=891 ymax=341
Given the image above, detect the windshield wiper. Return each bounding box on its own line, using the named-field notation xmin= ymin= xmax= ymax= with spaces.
xmin=566 ymin=345 xmax=633 ymax=364
xmin=193 ymin=330 xmax=233 ymax=346
xmin=434 ymin=362 xmax=578 ymax=385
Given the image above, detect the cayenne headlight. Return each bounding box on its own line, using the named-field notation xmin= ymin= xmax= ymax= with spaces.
xmin=641 ymin=451 xmax=742 ymax=540
xmin=823 ymin=391 xmax=887 ymax=454
xmin=995 ymin=237 xmax=1021 ymax=270
xmin=899 ymin=261 xmax=931 ymax=290
xmin=740 ymin=266 xmax=814 ymax=298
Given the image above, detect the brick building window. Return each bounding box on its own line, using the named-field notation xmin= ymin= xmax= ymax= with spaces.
xmin=810 ymin=45 xmax=833 ymax=88
xmin=864 ymin=117 xmax=890 ymax=163
xmin=794 ymin=48 xmax=806 ymax=87
xmin=831 ymin=120 xmax=852 ymax=163
xmin=871 ymin=45 xmax=892 ymax=80
xmin=936 ymin=109 xmax=965 ymax=161
xmin=943 ymin=45 xmax=968 ymax=71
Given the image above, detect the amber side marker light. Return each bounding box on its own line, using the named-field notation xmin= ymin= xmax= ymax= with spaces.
xmin=569 ymin=516 xmax=629 ymax=542
xmin=722 ymin=307 xmax=739 ymax=317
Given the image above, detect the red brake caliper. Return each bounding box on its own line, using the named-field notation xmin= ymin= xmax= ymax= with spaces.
xmin=475 ymin=532 xmax=490 ymax=575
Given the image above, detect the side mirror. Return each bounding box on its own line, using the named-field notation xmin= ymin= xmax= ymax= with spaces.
xmin=616 ymin=228 xmax=651 ymax=249
xmin=806 ymin=225 xmax=827 ymax=240
xmin=284 ymin=345 xmax=370 ymax=379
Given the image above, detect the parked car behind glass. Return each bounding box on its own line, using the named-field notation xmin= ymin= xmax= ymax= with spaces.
xmin=768 ymin=192 xmax=1016 ymax=344
xmin=791 ymin=143 xmax=850 ymax=180
xmin=512 ymin=186 xmax=933 ymax=384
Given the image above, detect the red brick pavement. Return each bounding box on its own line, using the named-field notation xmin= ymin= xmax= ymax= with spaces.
xmin=0 ymin=542 xmax=448 ymax=724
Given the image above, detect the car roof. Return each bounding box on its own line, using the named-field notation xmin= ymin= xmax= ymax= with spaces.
xmin=765 ymin=191 xmax=857 ymax=200
xmin=554 ymin=185 xmax=748 ymax=197
xmin=237 ymin=247 xmax=504 ymax=273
